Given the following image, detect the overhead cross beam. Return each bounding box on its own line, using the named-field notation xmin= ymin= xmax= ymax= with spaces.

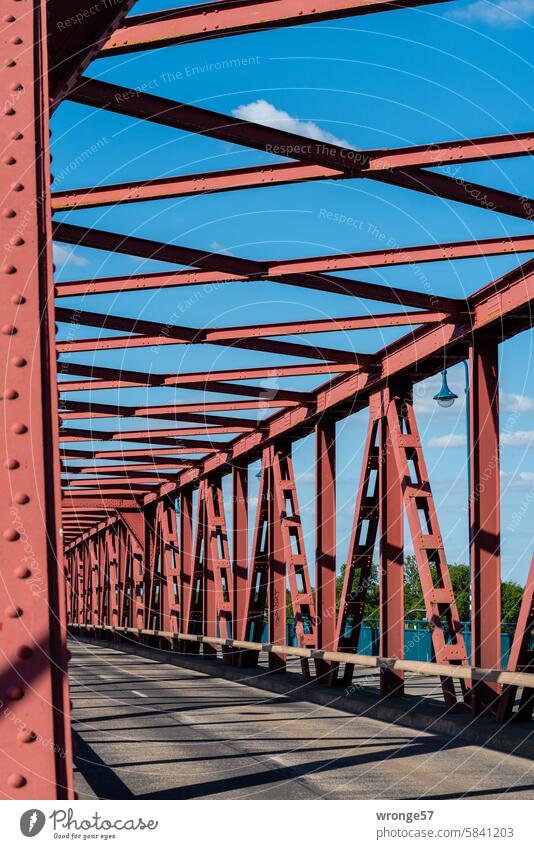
xmin=53 ymin=221 xmax=534 ymax=304
xmin=57 ymin=361 xmax=360 ymax=389
xmin=55 ymin=304 xmax=445 ymax=356
xmin=154 ymin=255 xmax=534 ymax=496
xmin=67 ymin=77 xmax=534 ymax=219
xmin=56 ymin=361 xmax=315 ymax=401
xmin=99 ymin=0 xmax=454 ymax=56
xmin=52 ymin=131 xmax=534 ymax=213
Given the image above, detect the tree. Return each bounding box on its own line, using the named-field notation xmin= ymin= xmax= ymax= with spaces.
xmin=334 ymin=557 xmax=524 ymax=624
xmin=501 ymin=580 xmax=523 ymax=626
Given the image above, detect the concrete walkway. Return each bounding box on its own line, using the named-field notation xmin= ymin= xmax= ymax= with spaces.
xmin=69 ymin=641 xmax=534 ymax=800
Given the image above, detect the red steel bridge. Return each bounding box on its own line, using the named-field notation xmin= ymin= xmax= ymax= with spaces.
xmin=2 ymin=0 xmax=534 ymax=800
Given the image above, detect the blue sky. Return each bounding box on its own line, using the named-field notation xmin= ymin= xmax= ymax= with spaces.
xmin=53 ymin=0 xmax=534 ymax=585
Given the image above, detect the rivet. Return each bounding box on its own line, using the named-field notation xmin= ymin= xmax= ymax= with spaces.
xmin=10 ymin=131 xmax=22 ymax=140
xmin=1 ymin=265 xmax=16 ymax=275
xmin=17 ymin=646 xmax=33 ymax=660
xmin=5 ymin=606 xmax=23 ymax=618
xmin=6 ymin=686 xmax=24 ymax=701
xmin=4 ymin=107 xmax=15 ymax=116
xmin=13 ymin=492 xmax=29 ymax=505
xmin=3 ymin=15 xmax=16 ymax=22
xmin=3 ymin=388 xmax=18 ymax=399
xmin=10 ymin=235 xmax=24 ymax=246
xmin=11 ymin=182 xmax=23 ymax=192
xmin=7 ymin=774 xmax=26 ymax=789
xmin=3 ymin=155 xmax=16 ymax=167
xmin=2 ymin=208 xmax=16 ymax=218
xmin=17 ymin=729 xmax=36 ymax=744
xmin=11 ymin=294 xmax=25 ymax=304
xmin=12 ymin=355 xmax=26 ymax=367
xmin=2 ymin=323 xmax=17 ymax=334
xmin=4 ymin=59 xmax=16 ymax=68
xmin=14 ymin=565 xmax=31 ymax=578
xmin=3 ymin=528 xmax=20 ymax=542
xmin=10 ymin=83 xmax=23 ymax=92
xmin=11 ymin=423 xmax=27 ymax=435
xmin=10 ymin=37 xmax=23 ymax=45
xmin=4 ymin=458 xmax=20 ymax=469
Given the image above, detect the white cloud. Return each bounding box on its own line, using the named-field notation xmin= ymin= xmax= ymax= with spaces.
xmin=501 ymin=430 xmax=534 ymax=447
xmin=53 ymin=244 xmax=89 ymax=267
xmin=429 ymin=434 xmax=467 ymax=448
xmin=506 ymin=471 xmax=534 ymax=489
xmin=209 ymin=240 xmax=233 ymax=256
xmin=450 ymin=0 xmax=534 ymax=26
xmin=428 ymin=430 xmax=534 ymax=448
xmin=501 ymin=392 xmax=534 ymax=413
xmin=232 ymin=99 xmax=350 ymax=148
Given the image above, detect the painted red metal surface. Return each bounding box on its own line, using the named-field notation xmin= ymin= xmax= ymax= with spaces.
xmin=0 ymin=0 xmax=73 ymax=800
xmin=52 ymin=130 xmax=534 ymax=211
xmin=469 ymin=335 xmax=501 ymax=715
xmin=497 ymin=553 xmax=534 ymax=722
xmin=69 ymin=78 xmax=532 ymax=218
xmin=100 ymin=0 xmax=453 ymax=56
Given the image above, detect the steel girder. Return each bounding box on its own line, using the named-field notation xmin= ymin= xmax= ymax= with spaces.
xmin=0 ymin=0 xmax=74 ymax=800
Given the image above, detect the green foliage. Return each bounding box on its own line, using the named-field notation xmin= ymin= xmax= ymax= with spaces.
xmin=335 ymin=556 xmax=524 ymax=624
xmin=501 ymin=580 xmax=524 ymax=627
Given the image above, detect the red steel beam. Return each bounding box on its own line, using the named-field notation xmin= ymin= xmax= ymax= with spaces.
xmin=60 ymin=401 xmax=294 ymax=419
xmin=53 ymin=221 xmax=262 ymax=277
xmin=270 ymin=234 xmax=534 ymax=276
xmin=63 ymin=448 xmax=209 ymax=459
xmin=469 ymin=334 xmax=501 ymax=715
xmin=52 ymin=131 xmax=534 ymax=212
xmin=57 ymin=361 xmax=359 ymax=389
xmin=315 ymin=418 xmax=337 ymax=678
xmin=68 ymin=77 xmax=369 ymax=173
xmin=377 ymin=390 xmax=405 ymax=697
xmin=100 ymin=0 xmax=453 ymax=56
xmin=53 ymin=231 xmax=534 ymax=303
xmin=62 ymin=488 xmax=154 ymax=496
xmin=47 ymin=0 xmax=137 ymax=105
xmin=232 ymin=465 xmax=249 ymax=653
xmin=67 ymin=78 xmax=533 ymax=219
xmin=56 ymin=305 xmax=445 ymax=340
xmin=0 ymin=1 xmax=74 ymax=800
xmin=64 ymin=477 xmax=170 ymax=487
xmin=151 ymin=256 xmax=534 ymax=496
xmin=59 ymin=398 xmax=265 ymax=427
xmin=71 ymin=464 xmax=194 ymax=473
xmin=54 ymin=266 xmax=462 ymax=314
xmin=60 ymin=428 xmax=231 ymax=447
xmin=57 ymin=362 xmax=314 ymax=401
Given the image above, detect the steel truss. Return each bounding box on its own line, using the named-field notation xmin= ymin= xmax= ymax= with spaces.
xmin=3 ymin=0 xmax=534 ymax=799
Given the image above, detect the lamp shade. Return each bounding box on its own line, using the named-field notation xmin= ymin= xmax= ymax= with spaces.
xmin=433 ymin=369 xmax=458 ymax=408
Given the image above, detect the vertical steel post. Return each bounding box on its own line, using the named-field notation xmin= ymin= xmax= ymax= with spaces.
xmin=0 ymin=0 xmax=73 ymax=798
xmin=315 ymin=419 xmax=337 ymax=680
xmin=470 ymin=334 xmax=501 ymax=715
xmin=232 ymin=465 xmax=248 ymax=657
xmin=377 ymin=391 xmax=405 ymax=697
xmin=179 ymin=486 xmax=194 ymax=645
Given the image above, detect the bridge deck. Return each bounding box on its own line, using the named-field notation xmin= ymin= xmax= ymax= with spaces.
xmin=70 ymin=642 xmax=534 ymax=800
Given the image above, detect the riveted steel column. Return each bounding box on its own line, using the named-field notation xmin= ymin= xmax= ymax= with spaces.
xmin=232 ymin=465 xmax=248 ymax=657
xmin=315 ymin=418 xmax=337 ymax=680
xmin=179 ymin=486 xmax=194 ymax=646
xmin=376 ymin=390 xmax=405 ymax=697
xmin=470 ymin=334 xmax=501 ymax=715
xmin=0 ymin=0 xmax=73 ymax=798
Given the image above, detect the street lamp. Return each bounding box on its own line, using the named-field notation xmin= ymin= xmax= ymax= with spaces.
xmin=433 ymin=362 xmax=471 ymax=571
xmin=433 ymin=369 xmax=458 ymax=408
